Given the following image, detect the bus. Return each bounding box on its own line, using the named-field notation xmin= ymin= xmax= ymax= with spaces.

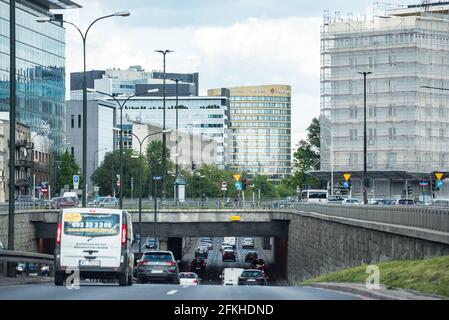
xmin=300 ymin=190 xmax=328 ymax=203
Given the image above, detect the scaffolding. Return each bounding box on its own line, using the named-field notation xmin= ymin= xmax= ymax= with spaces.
xmin=320 ymin=2 xmax=449 ymax=179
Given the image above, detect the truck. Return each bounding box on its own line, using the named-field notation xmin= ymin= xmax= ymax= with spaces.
xmin=224 ymin=237 xmax=236 ymax=249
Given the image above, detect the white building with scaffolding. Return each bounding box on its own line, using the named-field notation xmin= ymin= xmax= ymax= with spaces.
xmin=317 ymin=2 xmax=449 ymax=201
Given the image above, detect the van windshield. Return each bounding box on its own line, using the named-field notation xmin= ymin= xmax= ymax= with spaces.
xmin=63 ymin=213 xmax=120 ymax=237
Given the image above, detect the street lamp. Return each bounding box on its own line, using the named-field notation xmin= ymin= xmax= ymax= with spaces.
xmin=359 ymin=71 xmax=372 ymax=205
xmin=155 ymin=49 xmax=174 ymax=203
xmin=89 ymin=88 xmax=158 ymax=209
xmin=127 ymin=129 xmax=172 ymax=254
xmin=37 ymin=11 xmax=130 ymax=208
xmin=170 ymin=78 xmax=182 ymax=206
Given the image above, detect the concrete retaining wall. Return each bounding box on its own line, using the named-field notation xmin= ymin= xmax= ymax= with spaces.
xmin=0 ymin=213 xmax=37 ymax=252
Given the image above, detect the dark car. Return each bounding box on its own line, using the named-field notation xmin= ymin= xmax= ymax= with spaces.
xmin=190 ymin=258 xmax=207 ymax=272
xmin=222 ymin=249 xmax=236 ymax=262
xmin=238 ymin=269 xmax=267 ymax=286
xmin=195 ymin=246 xmax=209 ymax=259
xmin=136 ymin=251 xmax=179 ymax=284
xmin=145 ymin=238 xmax=158 ymax=250
xmin=245 ymin=251 xmax=258 ymax=263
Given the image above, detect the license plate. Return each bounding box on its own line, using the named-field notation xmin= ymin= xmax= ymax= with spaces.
xmin=79 ymin=260 xmax=101 ymax=267
xmin=247 ymin=279 xmax=256 ymax=282
xmin=152 ymin=270 xmax=164 ymax=273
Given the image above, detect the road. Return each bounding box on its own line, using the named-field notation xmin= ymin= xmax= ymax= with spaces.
xmin=0 ymin=282 xmax=358 ymax=300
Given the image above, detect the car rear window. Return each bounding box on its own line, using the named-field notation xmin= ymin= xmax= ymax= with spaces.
xmin=143 ymin=252 xmax=173 ymax=261
xmin=241 ymin=270 xmax=263 ymax=277
xmin=63 ymin=213 xmax=120 ymax=237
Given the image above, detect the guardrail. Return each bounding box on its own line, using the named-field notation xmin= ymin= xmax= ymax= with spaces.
xmin=0 ymin=250 xmax=54 ymax=277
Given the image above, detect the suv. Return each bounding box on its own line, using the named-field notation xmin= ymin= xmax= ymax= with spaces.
xmin=97 ymin=196 xmax=118 ymax=208
xmin=195 ymin=246 xmax=209 ymax=259
xmin=136 ymin=251 xmax=179 ymax=284
xmin=245 ymin=251 xmax=258 ymax=263
xmin=222 ymin=249 xmax=236 ymax=262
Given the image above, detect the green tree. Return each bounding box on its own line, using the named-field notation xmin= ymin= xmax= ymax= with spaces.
xmin=307 ymin=117 xmax=321 ymax=151
xmin=91 ymin=149 xmax=148 ymax=197
xmin=56 ymin=150 xmax=81 ymax=193
xmin=146 ymin=140 xmax=174 ymax=198
xmin=251 ymin=175 xmax=279 ymax=200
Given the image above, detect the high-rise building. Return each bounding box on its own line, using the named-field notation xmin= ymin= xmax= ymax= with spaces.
xmin=318 ymin=2 xmax=449 ymax=199
xmin=0 ymin=0 xmax=80 ymax=153
xmin=208 ymin=85 xmax=292 ymax=182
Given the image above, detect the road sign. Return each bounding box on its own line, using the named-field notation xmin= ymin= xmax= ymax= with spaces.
xmin=343 ymin=173 xmax=352 ymax=182
xmin=419 ymin=181 xmax=429 ymax=187
xmin=235 ymin=181 xmax=242 ymax=190
xmin=437 ymin=181 xmax=444 ymax=189
xmin=435 ymin=172 xmax=444 ymax=181
xmin=230 ymin=215 xmax=241 ymax=222
xmin=116 ymin=180 xmax=121 ymax=187
xmin=233 ymin=174 xmax=241 ymax=182
xmin=73 ymin=175 xmax=79 ymax=190
xmin=221 ymin=181 xmax=228 ymax=191
xmin=153 ymin=176 xmax=162 ymax=181
xmin=343 ymin=182 xmax=350 ymax=189
xmin=94 ymin=186 xmax=100 ymax=192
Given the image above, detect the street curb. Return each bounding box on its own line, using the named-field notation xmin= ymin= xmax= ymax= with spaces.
xmin=0 ymin=277 xmax=53 ymax=287
xmin=305 ymin=283 xmax=445 ymax=300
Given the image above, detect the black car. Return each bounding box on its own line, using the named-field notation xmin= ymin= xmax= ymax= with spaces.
xmin=238 ymin=270 xmax=267 ymax=286
xmin=222 ymin=249 xmax=236 ymax=262
xmin=245 ymin=251 xmax=258 ymax=263
xmin=191 ymin=258 xmax=207 ymax=272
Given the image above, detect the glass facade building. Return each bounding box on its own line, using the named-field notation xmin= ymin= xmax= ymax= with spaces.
xmin=209 ymin=85 xmax=292 ymax=182
xmin=0 ymin=0 xmax=77 ymax=153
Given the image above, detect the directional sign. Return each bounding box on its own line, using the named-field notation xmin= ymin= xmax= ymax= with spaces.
xmin=235 ymin=181 xmax=242 ymax=191
xmin=435 ymin=173 xmax=444 ymax=181
xmin=343 ymin=174 xmax=352 ymax=182
xmin=233 ymin=174 xmax=241 ymax=182
xmin=73 ymin=175 xmax=79 ymax=190
xmin=221 ymin=181 xmax=228 ymax=191
xmin=437 ymin=181 xmax=444 ymax=189
xmin=343 ymin=182 xmax=350 ymax=189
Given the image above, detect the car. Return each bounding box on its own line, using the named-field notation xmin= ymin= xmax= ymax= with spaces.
xmin=96 ymin=196 xmax=119 ymax=208
xmin=242 ymin=238 xmax=254 ymax=249
xmin=58 ymin=196 xmax=77 ymax=208
xmin=238 ymin=269 xmax=267 ymax=286
xmin=245 ymin=251 xmax=258 ymax=263
xmin=328 ymin=195 xmax=347 ymax=203
xmin=16 ymin=195 xmax=40 ymax=205
xmin=378 ymin=199 xmax=396 ymax=206
xmin=199 ymin=241 xmax=213 ymax=250
xmin=178 ymin=272 xmax=200 ymax=286
xmin=54 ymin=208 xmax=134 ymax=286
xmin=395 ymin=199 xmax=415 ymax=206
xmin=220 ymin=268 xmax=244 ymax=286
xmin=144 ymin=238 xmax=158 ymax=250
xmin=136 ymin=251 xmax=180 ymax=284
xmin=191 ymin=258 xmax=207 ymax=273
xmin=341 ymin=198 xmax=360 ymax=205
xmin=222 ymin=249 xmax=236 ymax=262
xmin=16 ymin=263 xmax=39 ymax=275
xmin=195 ymin=246 xmax=209 ymax=259
xmin=220 ymin=242 xmax=232 ymax=252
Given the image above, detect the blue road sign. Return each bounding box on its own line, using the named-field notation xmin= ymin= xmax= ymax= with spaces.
xmin=235 ymin=181 xmax=242 ymax=191
xmin=153 ymin=176 xmax=162 ymax=181
xmin=419 ymin=181 xmax=429 ymax=187
xmin=437 ymin=181 xmax=444 ymax=188
xmin=343 ymin=182 xmax=349 ymax=189
xmin=73 ymin=175 xmax=79 ymax=183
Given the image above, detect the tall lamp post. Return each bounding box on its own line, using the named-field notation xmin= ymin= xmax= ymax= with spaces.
xmin=37 ymin=11 xmax=131 ymax=208
xmin=359 ymin=72 xmax=372 ymax=205
xmin=89 ymin=88 xmax=158 ymax=209
xmin=170 ymin=78 xmax=181 ymax=206
xmin=155 ymin=50 xmax=173 ymax=204
xmin=126 ymin=129 xmax=172 ymax=254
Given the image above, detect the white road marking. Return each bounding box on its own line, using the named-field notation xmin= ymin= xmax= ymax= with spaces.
xmin=167 ymin=289 xmax=178 ymax=295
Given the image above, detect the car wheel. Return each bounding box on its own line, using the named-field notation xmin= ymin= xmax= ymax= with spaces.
xmin=54 ymin=272 xmax=64 ymax=286
xmin=119 ymin=271 xmax=128 ymax=286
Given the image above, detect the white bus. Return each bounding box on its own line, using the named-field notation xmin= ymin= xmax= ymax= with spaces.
xmin=54 ymin=208 xmax=134 ymax=286
xmin=300 ymin=190 xmax=328 ymax=203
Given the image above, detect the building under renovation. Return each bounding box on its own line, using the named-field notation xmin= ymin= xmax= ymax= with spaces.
xmin=317 ymin=2 xmax=449 ymax=201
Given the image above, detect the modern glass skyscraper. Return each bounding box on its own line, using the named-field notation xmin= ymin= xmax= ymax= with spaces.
xmin=209 ymin=85 xmax=292 ymax=182
xmin=0 ymin=0 xmax=79 ymax=152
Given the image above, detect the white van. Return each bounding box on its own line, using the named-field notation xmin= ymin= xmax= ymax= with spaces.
xmin=220 ymin=268 xmax=244 ymax=286
xmin=224 ymin=237 xmax=236 ymax=249
xmin=54 ymin=208 xmax=134 ymax=286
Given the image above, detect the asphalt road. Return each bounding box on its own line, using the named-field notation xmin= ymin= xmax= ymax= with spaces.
xmin=0 ymin=282 xmax=358 ymax=300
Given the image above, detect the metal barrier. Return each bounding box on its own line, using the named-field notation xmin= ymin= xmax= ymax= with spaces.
xmin=0 ymin=250 xmax=54 ymax=277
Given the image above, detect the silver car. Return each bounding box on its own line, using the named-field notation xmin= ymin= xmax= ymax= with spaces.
xmin=96 ymin=196 xmax=118 ymax=208
xmin=136 ymin=251 xmax=180 ymax=284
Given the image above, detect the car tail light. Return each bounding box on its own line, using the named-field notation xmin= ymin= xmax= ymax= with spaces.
xmin=167 ymin=261 xmax=177 ymax=266
xmin=56 ymin=223 xmax=62 ymax=245
xmin=121 ymin=224 xmax=127 ymax=245
xmin=193 ymin=279 xmax=198 ymax=285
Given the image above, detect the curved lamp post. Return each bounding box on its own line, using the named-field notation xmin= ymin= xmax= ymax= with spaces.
xmin=37 ymin=11 xmax=131 ymax=207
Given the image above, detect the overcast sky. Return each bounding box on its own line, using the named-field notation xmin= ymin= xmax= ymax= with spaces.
xmin=58 ymin=0 xmax=407 ymax=144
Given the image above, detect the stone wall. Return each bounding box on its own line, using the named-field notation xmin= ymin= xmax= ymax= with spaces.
xmin=287 ymin=214 xmax=449 ymax=283
xmin=0 ymin=213 xmax=37 ymax=252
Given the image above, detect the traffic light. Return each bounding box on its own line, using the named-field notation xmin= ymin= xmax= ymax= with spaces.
xmin=260 ymin=182 xmax=266 ymax=191
xmin=407 ymin=186 xmax=413 ymax=196
xmin=242 ymin=179 xmax=247 ymax=191
xmin=191 ymin=161 xmax=197 ymax=170
xmin=432 ymin=180 xmax=437 ymax=191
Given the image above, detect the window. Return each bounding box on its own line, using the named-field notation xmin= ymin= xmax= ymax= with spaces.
xmin=389 ymin=55 xmax=396 ymax=66
xmin=388 ymin=105 xmax=397 ymax=117
xmin=368 ymin=106 xmax=376 ymax=118
xmin=389 ymin=128 xmax=397 ymax=140
xmin=427 ymin=128 xmax=432 ymax=138
xmin=78 ymin=115 xmax=81 ymax=128
xmin=350 ymin=106 xmax=358 ymax=119
xmin=367 ymin=153 xmax=377 ymax=169
xmin=368 ymin=128 xmax=377 ymax=140
xmin=350 ymin=129 xmax=358 ymax=141
xmin=369 ymin=57 xmax=375 ymax=68
xmin=387 ymin=153 xmax=397 ymax=168
xmin=349 ymin=153 xmax=359 ymax=167
xmin=71 ymin=115 xmax=74 ymax=128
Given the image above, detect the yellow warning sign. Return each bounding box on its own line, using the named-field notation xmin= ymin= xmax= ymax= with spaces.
xmin=233 ymin=174 xmax=241 ymax=182
xmin=435 ymin=173 xmax=444 ymax=181
xmin=344 ymin=174 xmax=352 ymax=182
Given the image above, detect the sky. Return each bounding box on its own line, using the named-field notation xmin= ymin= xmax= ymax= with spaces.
xmin=57 ymin=0 xmax=408 ymax=144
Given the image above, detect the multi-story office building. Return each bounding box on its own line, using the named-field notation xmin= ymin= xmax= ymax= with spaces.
xmin=208 ymin=85 xmax=292 ymax=182
xmin=66 ymin=100 xmax=116 ymax=194
xmin=0 ymin=0 xmax=80 ymax=153
xmin=70 ymin=66 xmax=199 ymax=99
xmin=318 ymin=2 xmax=449 ymax=199
xmin=107 ymin=94 xmax=230 ymax=169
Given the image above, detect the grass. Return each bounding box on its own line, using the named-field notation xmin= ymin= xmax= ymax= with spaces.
xmin=301 ymin=255 xmax=449 ymax=298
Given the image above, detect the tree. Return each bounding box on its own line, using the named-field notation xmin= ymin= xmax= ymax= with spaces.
xmin=56 ymin=150 xmax=81 ymax=194
xmin=91 ymin=149 xmax=148 ymax=197
xmin=307 ymin=117 xmax=320 ymax=151
xmin=146 ymin=140 xmax=174 ymax=198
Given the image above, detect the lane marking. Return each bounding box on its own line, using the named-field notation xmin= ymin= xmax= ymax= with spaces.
xmin=167 ymin=289 xmax=178 ymax=295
